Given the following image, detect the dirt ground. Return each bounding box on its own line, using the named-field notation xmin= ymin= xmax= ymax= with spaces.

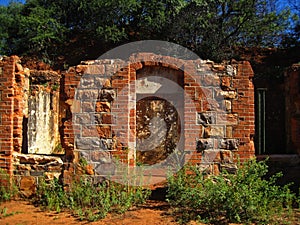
xmin=0 ymin=200 xmax=299 ymax=225
xmin=1 ymin=200 xmax=176 ymax=225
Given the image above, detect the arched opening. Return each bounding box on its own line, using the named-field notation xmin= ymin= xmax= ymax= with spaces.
xmin=135 ymin=66 xmax=184 ymax=165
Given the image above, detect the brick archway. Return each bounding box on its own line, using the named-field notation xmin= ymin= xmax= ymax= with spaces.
xmin=133 ymin=66 xmax=184 ymax=166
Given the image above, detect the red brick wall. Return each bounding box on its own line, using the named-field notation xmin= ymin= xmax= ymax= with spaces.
xmin=232 ymin=61 xmax=255 ymax=160
xmin=0 ymin=57 xmax=64 ymax=196
xmin=0 ymin=54 xmax=255 ymax=183
xmin=62 ymin=54 xmax=255 ymax=178
xmin=60 ymin=66 xmax=83 ymax=161
xmin=0 ymin=56 xmax=18 ymax=176
xmin=0 ymin=56 xmax=31 ymax=173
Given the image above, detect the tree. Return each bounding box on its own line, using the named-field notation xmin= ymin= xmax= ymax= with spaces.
xmin=166 ymin=0 xmax=293 ymax=61
xmin=281 ymin=0 xmax=300 ymax=47
xmin=0 ymin=2 xmax=23 ymax=55
xmin=0 ymin=5 xmax=11 ymax=54
xmin=0 ymin=0 xmax=296 ymax=64
xmin=19 ymin=0 xmax=65 ymax=57
xmin=0 ymin=0 xmax=65 ymax=59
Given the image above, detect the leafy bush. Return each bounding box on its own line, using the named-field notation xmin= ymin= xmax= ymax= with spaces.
xmin=0 ymin=168 xmax=17 ymax=203
xmin=35 ymin=177 xmax=67 ymax=213
xmin=166 ymin=159 xmax=296 ymax=224
xmin=34 ymin=176 xmax=151 ymax=221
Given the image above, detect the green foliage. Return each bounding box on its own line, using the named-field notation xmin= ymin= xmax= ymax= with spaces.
xmin=0 ymin=2 xmax=23 ymax=55
xmin=0 ymin=168 xmax=17 ymax=203
xmin=19 ymin=3 xmax=65 ymax=56
xmin=0 ymin=207 xmax=20 ymax=218
xmin=35 ymin=177 xmax=67 ymax=212
xmin=166 ymin=0 xmax=294 ymax=61
xmin=166 ymin=159 xmax=296 ymax=224
xmin=0 ymin=0 xmax=297 ymax=63
xmin=34 ymin=176 xmax=151 ymax=221
xmin=78 ymin=157 xmax=88 ymax=167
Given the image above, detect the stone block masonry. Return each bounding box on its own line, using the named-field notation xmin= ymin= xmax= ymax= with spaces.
xmin=0 ymin=56 xmax=62 ymax=196
xmin=62 ymin=53 xmax=255 ymax=182
xmin=0 ymin=53 xmax=256 ymax=189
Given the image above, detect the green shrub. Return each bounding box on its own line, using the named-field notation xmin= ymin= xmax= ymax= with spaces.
xmin=166 ymin=159 xmax=296 ymax=224
xmin=0 ymin=168 xmax=17 ymax=203
xmin=34 ymin=176 xmax=151 ymax=221
xmin=35 ymin=177 xmax=67 ymax=212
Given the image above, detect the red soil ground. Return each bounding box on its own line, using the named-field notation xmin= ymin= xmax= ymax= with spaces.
xmin=1 ymin=199 xmax=299 ymax=225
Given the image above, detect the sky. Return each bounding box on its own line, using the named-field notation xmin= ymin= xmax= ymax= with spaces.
xmin=0 ymin=0 xmax=25 ymax=6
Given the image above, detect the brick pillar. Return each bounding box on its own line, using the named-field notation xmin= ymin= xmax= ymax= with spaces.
xmin=128 ymin=66 xmax=137 ymax=166
xmin=13 ymin=64 xmax=27 ymax=153
xmin=183 ymin=72 xmax=201 ymax=153
xmin=0 ymin=56 xmax=16 ymax=176
xmin=111 ymin=65 xmax=130 ymax=164
xmin=61 ymin=67 xmax=82 ymax=162
xmin=232 ymin=61 xmax=255 ymax=160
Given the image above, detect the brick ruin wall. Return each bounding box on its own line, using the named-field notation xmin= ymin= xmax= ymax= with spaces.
xmin=0 ymin=54 xmax=256 ymax=193
xmin=257 ymin=64 xmax=300 ymax=193
xmin=0 ymin=56 xmax=62 ymax=196
xmin=285 ymin=64 xmax=300 ymax=154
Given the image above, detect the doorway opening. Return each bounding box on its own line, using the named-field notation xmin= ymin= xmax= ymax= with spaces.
xmin=135 ymin=66 xmax=184 ymax=165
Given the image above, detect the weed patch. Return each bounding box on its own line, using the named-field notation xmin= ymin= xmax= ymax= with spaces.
xmin=0 ymin=207 xmax=21 ymax=219
xmin=0 ymin=169 xmax=17 ymax=203
xmin=34 ymin=177 xmax=151 ymax=221
xmin=166 ymin=159 xmax=297 ymax=224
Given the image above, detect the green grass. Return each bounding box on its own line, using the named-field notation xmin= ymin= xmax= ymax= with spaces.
xmin=0 ymin=207 xmax=21 ymax=219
